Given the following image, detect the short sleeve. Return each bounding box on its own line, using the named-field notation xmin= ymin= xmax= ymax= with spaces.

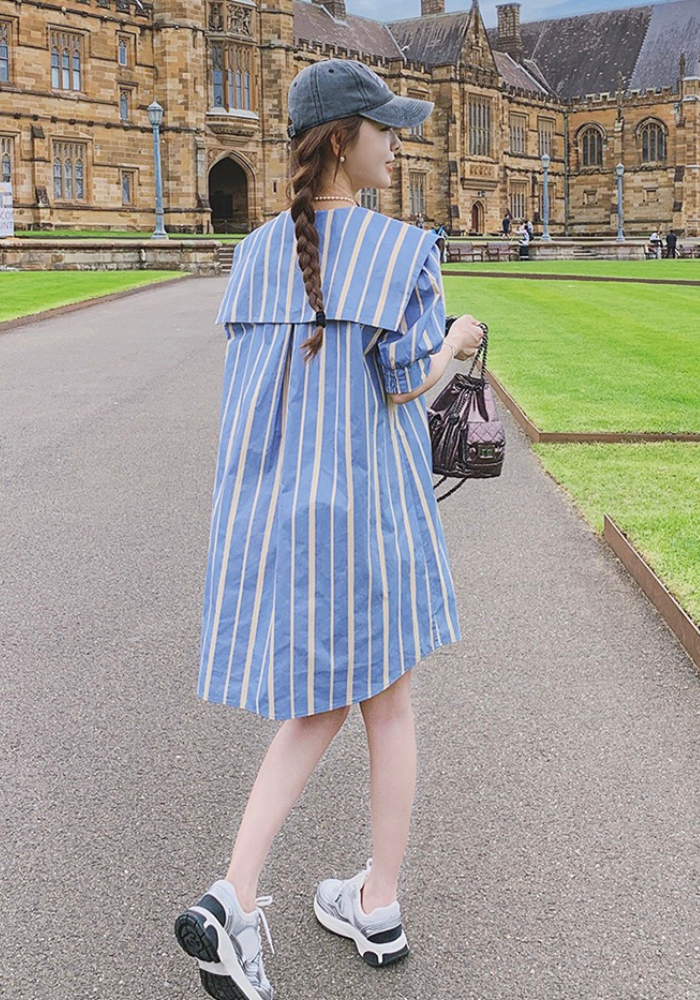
xmin=376 ymin=244 xmax=446 ymax=395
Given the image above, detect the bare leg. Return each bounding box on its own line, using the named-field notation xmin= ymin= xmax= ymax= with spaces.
xmin=359 ymin=671 xmax=417 ymax=912
xmin=226 ymin=705 xmax=350 ymax=911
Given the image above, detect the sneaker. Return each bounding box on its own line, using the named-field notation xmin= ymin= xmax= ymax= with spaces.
xmin=174 ymin=880 xmax=274 ymax=1000
xmin=313 ymin=860 xmax=409 ymax=967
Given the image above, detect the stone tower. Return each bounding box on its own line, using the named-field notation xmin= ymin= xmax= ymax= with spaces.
xmin=422 ymin=0 xmax=446 ymax=15
xmin=311 ymin=0 xmax=346 ymax=20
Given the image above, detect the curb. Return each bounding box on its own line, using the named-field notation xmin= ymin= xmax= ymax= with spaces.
xmin=0 ymin=273 xmax=199 ymax=336
xmin=487 ymin=370 xmax=700 ymax=444
xmin=603 ymin=517 xmax=700 ymax=671
xmin=443 ymin=269 xmax=700 ymax=287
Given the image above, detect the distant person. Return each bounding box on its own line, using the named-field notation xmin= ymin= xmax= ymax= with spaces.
xmin=434 ymin=222 xmax=449 ymax=262
xmin=525 ymin=218 xmax=534 ymax=240
xmin=502 ymin=211 xmax=512 ymax=237
xmin=517 ymin=222 xmax=530 ymax=259
xmin=649 ymin=229 xmax=662 ymax=259
xmin=415 ymin=211 xmax=424 ymax=229
xmin=665 ymin=229 xmax=678 ymax=258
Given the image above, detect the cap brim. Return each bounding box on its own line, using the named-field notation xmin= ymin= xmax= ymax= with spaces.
xmin=361 ymin=95 xmax=434 ymax=129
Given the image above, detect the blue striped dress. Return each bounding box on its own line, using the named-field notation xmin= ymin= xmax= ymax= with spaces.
xmin=199 ymin=206 xmax=460 ymax=719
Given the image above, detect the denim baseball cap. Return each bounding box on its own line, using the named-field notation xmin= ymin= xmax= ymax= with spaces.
xmin=287 ymin=59 xmax=434 ymax=138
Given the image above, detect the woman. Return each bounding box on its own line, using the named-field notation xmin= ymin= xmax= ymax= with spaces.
xmin=174 ymin=59 xmax=484 ymax=1000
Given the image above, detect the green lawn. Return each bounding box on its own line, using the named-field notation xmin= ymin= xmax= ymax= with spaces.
xmin=443 ymin=259 xmax=700 ymax=280
xmin=444 ymin=275 xmax=700 ymax=433
xmin=534 ymin=443 xmax=700 ymax=624
xmin=0 ymin=271 xmax=185 ymax=322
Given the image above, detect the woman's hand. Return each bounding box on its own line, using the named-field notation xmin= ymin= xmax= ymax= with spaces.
xmin=445 ymin=314 xmax=484 ymax=361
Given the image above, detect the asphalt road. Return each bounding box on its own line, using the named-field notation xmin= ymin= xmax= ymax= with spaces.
xmin=1 ymin=278 xmax=699 ymax=1000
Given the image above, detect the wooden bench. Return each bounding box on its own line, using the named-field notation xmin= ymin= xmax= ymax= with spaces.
xmin=485 ymin=241 xmax=518 ymax=262
xmin=446 ymin=242 xmax=484 ymax=263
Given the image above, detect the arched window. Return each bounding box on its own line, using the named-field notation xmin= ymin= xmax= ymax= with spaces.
xmin=118 ymin=38 xmax=128 ymax=66
xmin=75 ymin=155 xmax=84 ymax=200
xmin=641 ymin=121 xmax=665 ymax=163
xmin=581 ymin=126 xmax=603 ymax=167
xmin=65 ymin=157 xmax=73 ymax=200
xmin=61 ymin=47 xmax=70 ymax=90
xmin=0 ymin=22 xmax=10 ymax=83
xmin=53 ymin=157 xmax=63 ymax=200
xmin=120 ymin=90 xmax=129 ymax=121
xmin=1 ymin=140 xmax=11 ymax=185
xmin=51 ymin=45 xmax=60 ymax=89
xmin=72 ymin=47 xmax=81 ymax=90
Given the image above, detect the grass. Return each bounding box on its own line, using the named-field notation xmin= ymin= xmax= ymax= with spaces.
xmin=443 ymin=259 xmax=700 ymax=280
xmin=443 ymin=275 xmax=700 ymax=434
xmin=534 ymin=443 xmax=700 ymax=624
xmin=0 ymin=271 xmax=185 ymax=322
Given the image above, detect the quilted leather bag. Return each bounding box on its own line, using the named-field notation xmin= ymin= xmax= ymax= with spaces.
xmin=428 ymin=321 xmax=506 ymax=502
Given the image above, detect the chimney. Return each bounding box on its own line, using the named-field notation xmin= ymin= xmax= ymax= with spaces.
xmin=422 ymin=0 xmax=446 ymax=14
xmin=496 ymin=3 xmax=523 ymax=62
xmin=312 ymin=0 xmax=346 ymax=21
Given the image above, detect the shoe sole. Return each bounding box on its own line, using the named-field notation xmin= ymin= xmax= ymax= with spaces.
xmin=174 ymin=907 xmax=267 ymax=1000
xmin=313 ymin=896 xmax=409 ymax=967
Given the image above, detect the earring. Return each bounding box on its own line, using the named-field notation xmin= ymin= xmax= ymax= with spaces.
xmin=340 ymin=155 xmax=346 ymax=163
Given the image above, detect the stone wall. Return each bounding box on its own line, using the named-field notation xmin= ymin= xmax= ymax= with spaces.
xmin=0 ymin=238 xmax=221 ymax=272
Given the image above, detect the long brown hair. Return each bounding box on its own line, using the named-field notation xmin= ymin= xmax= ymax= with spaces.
xmin=289 ymin=116 xmax=363 ymax=361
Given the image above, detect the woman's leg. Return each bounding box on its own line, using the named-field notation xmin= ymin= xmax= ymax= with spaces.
xmin=359 ymin=671 xmax=417 ymax=913
xmin=226 ymin=705 xmax=350 ymax=911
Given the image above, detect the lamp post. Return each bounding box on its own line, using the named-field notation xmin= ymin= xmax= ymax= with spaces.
xmin=615 ymin=162 xmax=625 ymax=242
xmin=148 ymin=101 xmax=168 ymax=239
xmin=541 ymin=153 xmax=552 ymax=241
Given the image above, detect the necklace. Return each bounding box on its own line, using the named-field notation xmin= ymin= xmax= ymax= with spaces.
xmin=312 ymin=196 xmax=357 ymax=206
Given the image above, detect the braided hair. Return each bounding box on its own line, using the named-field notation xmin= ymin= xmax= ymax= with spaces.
xmin=289 ymin=116 xmax=363 ymax=361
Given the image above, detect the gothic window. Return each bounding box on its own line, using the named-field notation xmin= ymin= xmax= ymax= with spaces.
xmin=510 ymin=113 xmax=526 ymax=154
xmin=408 ymin=91 xmax=428 ymax=138
xmin=119 ymin=89 xmax=130 ymax=121
xmin=409 ymin=172 xmax=426 ymax=217
xmin=121 ymin=170 xmax=135 ymax=205
xmin=581 ymin=126 xmax=603 ymax=167
xmin=360 ymin=188 xmax=379 ymax=211
xmin=468 ymin=96 xmax=492 ymax=157
xmin=50 ymin=31 xmax=83 ymax=91
xmin=53 ymin=141 xmax=86 ymax=202
xmin=537 ymin=117 xmax=554 ymax=157
xmin=118 ymin=36 xmax=128 ymax=66
xmin=0 ymin=21 xmax=10 ymax=83
xmin=641 ymin=121 xmax=665 ymax=163
xmin=1 ymin=136 xmax=12 ymax=183
xmin=209 ymin=41 xmax=255 ymax=111
xmin=509 ymin=181 xmax=526 ymax=220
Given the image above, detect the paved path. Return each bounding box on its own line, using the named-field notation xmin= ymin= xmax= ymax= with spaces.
xmin=1 ymin=279 xmax=699 ymax=1000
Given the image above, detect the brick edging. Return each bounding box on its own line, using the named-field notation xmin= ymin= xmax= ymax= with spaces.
xmin=603 ymin=516 xmax=700 ymax=671
xmin=0 ymin=273 xmax=197 ymax=336
xmin=487 ymin=370 xmax=700 ymax=443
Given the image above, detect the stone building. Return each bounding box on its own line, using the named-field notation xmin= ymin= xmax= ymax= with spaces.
xmin=0 ymin=0 xmax=698 ymax=234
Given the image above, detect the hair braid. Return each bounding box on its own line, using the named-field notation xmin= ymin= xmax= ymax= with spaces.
xmin=290 ymin=147 xmax=326 ymax=361
xmin=288 ymin=116 xmax=363 ymax=362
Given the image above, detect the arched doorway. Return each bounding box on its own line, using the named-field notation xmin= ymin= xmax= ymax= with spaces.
xmin=208 ymin=157 xmax=249 ymax=233
xmin=470 ymin=202 xmax=484 ymax=234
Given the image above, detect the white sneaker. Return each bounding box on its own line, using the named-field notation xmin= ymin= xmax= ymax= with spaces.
xmin=314 ymin=860 xmax=409 ymax=967
xmin=174 ymin=880 xmax=274 ymax=1000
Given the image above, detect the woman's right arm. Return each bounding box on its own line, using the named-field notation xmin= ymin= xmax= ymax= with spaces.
xmin=389 ymin=314 xmax=484 ymax=405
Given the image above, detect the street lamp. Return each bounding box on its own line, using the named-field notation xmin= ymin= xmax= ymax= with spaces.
xmin=148 ymin=100 xmax=168 ymax=239
xmin=615 ymin=162 xmax=625 ymax=242
xmin=541 ymin=153 xmax=552 ymax=241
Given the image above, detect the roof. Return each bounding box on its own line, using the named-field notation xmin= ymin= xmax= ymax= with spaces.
xmin=629 ymin=0 xmax=700 ymax=89
xmin=493 ymin=51 xmax=548 ymax=94
xmin=387 ymin=12 xmax=469 ymax=67
xmin=293 ymin=1 xmax=403 ymax=60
